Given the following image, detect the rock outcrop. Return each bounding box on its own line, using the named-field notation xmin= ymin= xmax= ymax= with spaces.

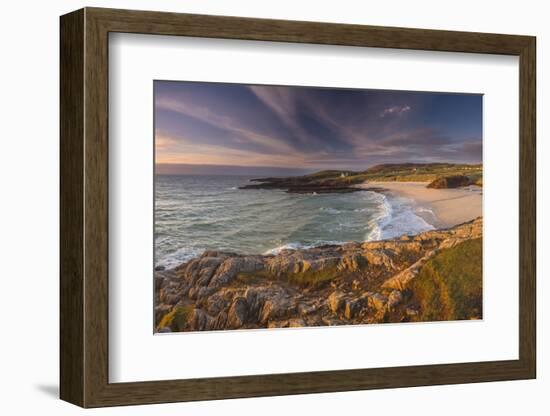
xmin=427 ymin=175 xmax=474 ymax=189
xmin=155 ymin=217 xmax=483 ymax=332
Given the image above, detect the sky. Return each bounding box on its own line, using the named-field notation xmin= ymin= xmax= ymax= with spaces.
xmin=155 ymin=81 xmax=482 ymax=174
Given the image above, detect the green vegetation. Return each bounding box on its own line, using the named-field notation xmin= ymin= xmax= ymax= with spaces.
xmin=234 ymin=270 xmax=272 ymax=286
xmin=425 ymin=170 xmax=483 ymax=189
xmin=311 ymin=163 xmax=483 ymax=189
xmin=427 ymin=174 xmax=474 ymax=189
xmin=158 ymin=305 xmax=194 ymax=331
xmin=346 ymin=163 xmax=482 ymax=184
xmin=241 ymin=163 xmax=483 ymax=193
xmin=286 ymin=265 xmax=339 ymax=287
xmin=236 ymin=265 xmax=338 ymax=287
xmin=409 ymin=238 xmax=482 ymax=321
xmin=304 ymin=170 xmax=356 ymax=179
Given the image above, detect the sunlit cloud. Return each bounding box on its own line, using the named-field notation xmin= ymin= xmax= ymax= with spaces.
xmin=156 ymin=96 xmax=296 ymax=155
xmin=154 ymin=81 xmax=482 ymax=170
xmin=156 ymin=132 xmax=312 ymax=167
xmin=379 ymin=104 xmax=411 ymax=118
xmin=155 ymin=134 xmax=179 ymax=151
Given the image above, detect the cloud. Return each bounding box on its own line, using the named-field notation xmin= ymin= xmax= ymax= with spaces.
xmin=297 ymin=93 xmax=369 ymax=146
xmin=348 ymin=128 xmax=482 ymax=165
xmin=155 ymin=82 xmax=482 ymax=169
xmin=156 ymin=96 xmax=295 ymax=155
xmin=460 ymin=141 xmax=483 ymax=155
xmin=247 ymin=85 xmax=316 ymax=146
xmin=438 ymin=140 xmax=482 ymax=161
xmin=379 ymin=104 xmax=411 ymax=118
xmin=155 ymin=132 xmax=326 ymax=167
xmin=155 ymin=134 xmax=179 ymax=151
xmin=249 ymin=86 xmax=375 ymax=151
xmin=379 ymin=127 xmax=448 ymax=148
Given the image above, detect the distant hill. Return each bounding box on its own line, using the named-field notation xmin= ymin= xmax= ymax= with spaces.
xmin=239 ymin=163 xmax=483 ymax=193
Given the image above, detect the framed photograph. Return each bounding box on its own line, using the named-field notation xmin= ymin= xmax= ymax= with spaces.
xmin=60 ymin=7 xmax=536 ymax=407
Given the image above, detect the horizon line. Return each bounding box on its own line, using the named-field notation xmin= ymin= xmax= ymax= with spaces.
xmin=155 ymin=161 xmax=482 ymax=169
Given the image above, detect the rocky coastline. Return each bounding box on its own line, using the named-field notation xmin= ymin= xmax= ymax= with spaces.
xmin=155 ymin=217 xmax=483 ymax=333
xmin=237 ymin=163 xmax=482 ymax=194
xmin=238 ymin=175 xmax=364 ymax=194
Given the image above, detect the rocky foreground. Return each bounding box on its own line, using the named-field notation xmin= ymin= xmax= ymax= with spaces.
xmin=155 ymin=217 xmax=483 ymax=332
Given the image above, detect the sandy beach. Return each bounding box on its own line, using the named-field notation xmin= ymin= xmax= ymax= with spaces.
xmin=359 ymin=181 xmax=482 ymax=228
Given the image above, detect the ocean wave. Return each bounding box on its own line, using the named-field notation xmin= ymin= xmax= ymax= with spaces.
xmin=364 ymin=193 xmax=434 ymax=241
xmin=264 ymin=240 xmax=346 ymax=255
xmin=319 ymin=207 xmax=342 ymax=214
xmin=382 ymin=209 xmax=434 ymax=239
xmin=155 ymin=176 xmax=439 ymax=264
xmin=364 ymin=193 xmax=393 ymax=241
xmin=415 ymin=206 xmax=435 ymax=214
xmin=156 ymin=247 xmax=204 ymax=270
xmin=414 ymin=206 xmax=437 ymax=221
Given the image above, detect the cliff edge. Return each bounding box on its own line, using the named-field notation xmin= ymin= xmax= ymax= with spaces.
xmin=155 ymin=217 xmax=483 ymax=332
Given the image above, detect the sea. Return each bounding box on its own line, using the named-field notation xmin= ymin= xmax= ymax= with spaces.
xmin=155 ymin=175 xmax=435 ymax=269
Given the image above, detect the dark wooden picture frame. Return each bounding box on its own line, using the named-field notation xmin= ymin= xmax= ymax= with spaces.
xmin=60 ymin=7 xmax=536 ymax=408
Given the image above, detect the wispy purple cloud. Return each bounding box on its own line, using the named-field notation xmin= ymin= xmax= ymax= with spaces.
xmin=156 ymin=96 xmax=296 ymax=155
xmin=154 ymin=81 xmax=482 ymax=169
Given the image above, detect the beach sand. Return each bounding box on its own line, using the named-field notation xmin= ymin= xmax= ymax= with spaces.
xmin=359 ymin=181 xmax=482 ymax=229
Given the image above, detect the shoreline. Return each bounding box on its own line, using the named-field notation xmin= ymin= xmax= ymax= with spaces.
xmin=358 ymin=181 xmax=482 ymax=229
xmin=156 ymin=179 xmax=483 ymax=269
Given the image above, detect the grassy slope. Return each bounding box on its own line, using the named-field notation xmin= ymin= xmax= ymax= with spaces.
xmin=302 ymin=163 xmax=482 ymax=186
xmin=242 ymin=163 xmax=483 ymax=193
xmin=409 ymin=238 xmax=483 ymax=321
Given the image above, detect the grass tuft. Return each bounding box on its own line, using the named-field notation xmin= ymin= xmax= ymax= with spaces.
xmin=410 ymin=238 xmax=482 ymax=321
xmin=158 ymin=305 xmax=194 ymax=331
xmin=286 ymin=265 xmax=340 ymax=287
